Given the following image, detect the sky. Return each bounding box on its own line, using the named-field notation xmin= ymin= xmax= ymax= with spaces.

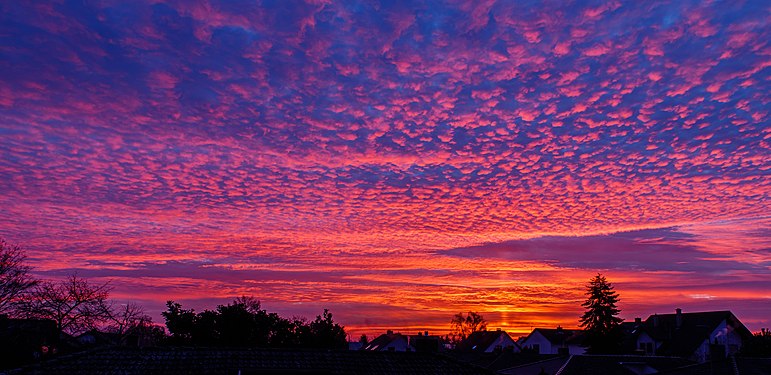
xmin=0 ymin=0 xmax=769 ymax=337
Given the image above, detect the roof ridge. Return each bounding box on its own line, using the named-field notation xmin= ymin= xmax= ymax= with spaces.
xmin=498 ymin=355 xmax=566 ymax=371
xmin=555 ymin=355 xmax=574 ymax=375
xmin=649 ymin=310 xmax=732 ymax=316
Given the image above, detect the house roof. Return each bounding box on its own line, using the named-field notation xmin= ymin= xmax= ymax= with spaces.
xmin=76 ymin=329 xmax=123 ymax=346
xmin=555 ymin=355 xmax=694 ymax=375
xmin=456 ymin=330 xmax=518 ymax=352
xmin=657 ymin=357 xmax=771 ymax=375
xmin=639 ymin=310 xmax=752 ymax=357
xmin=527 ymin=328 xmax=583 ymax=346
xmin=483 ymin=352 xmax=560 ymax=372
xmin=448 ymin=351 xmax=562 ymax=372
xmin=0 ymin=317 xmax=57 ymax=337
xmin=618 ymin=320 xmax=646 ymax=353
xmin=497 ymin=355 xmax=569 ymax=375
xmin=8 ymin=347 xmax=495 ymax=375
xmin=362 ymin=333 xmax=408 ymax=351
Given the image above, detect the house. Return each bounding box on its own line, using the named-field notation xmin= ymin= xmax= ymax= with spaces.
xmin=520 ymin=326 xmax=586 ymax=355
xmin=0 ymin=315 xmax=59 ymax=369
xmin=408 ymin=331 xmax=443 ymax=353
xmin=76 ymin=329 xmax=122 ymax=347
xmin=633 ymin=309 xmax=752 ymax=362
xmin=456 ymin=329 xmax=521 ymax=353
xmin=363 ymin=330 xmax=412 ymax=352
xmin=616 ymin=317 xmax=649 ymax=354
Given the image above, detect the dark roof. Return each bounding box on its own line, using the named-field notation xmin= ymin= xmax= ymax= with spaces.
xmin=456 ymin=330 xmax=518 ymax=352
xmin=8 ymin=347 xmax=495 ymax=375
xmin=0 ymin=317 xmax=57 ymax=337
xmin=556 ymin=355 xmax=695 ymax=375
xmin=639 ymin=310 xmax=752 ymax=357
xmin=498 ymin=356 xmax=569 ymax=375
xmin=484 ymin=352 xmax=560 ymax=372
xmin=448 ymin=351 xmax=558 ymax=371
xmin=363 ymin=333 xmax=408 ymax=351
xmin=529 ymin=328 xmax=582 ymax=346
xmin=658 ymin=357 xmax=771 ymax=375
xmin=0 ymin=318 xmax=59 ymax=370
xmin=618 ymin=321 xmax=646 ymax=353
xmin=618 ymin=320 xmax=644 ymax=335
xmin=76 ymin=329 xmax=122 ymax=346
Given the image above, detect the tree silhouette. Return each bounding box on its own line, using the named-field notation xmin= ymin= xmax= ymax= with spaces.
xmin=106 ymin=301 xmax=150 ymax=335
xmin=742 ymin=328 xmax=771 ymax=357
xmin=105 ymin=301 xmax=162 ymax=346
xmin=162 ymin=298 xmax=346 ymax=349
xmin=305 ymin=309 xmax=347 ymax=349
xmin=215 ymin=297 xmax=277 ymax=346
xmin=0 ymin=238 xmax=37 ymax=315
xmin=162 ymin=301 xmax=196 ymax=344
xmin=450 ymin=311 xmax=487 ymax=343
xmin=19 ymin=275 xmax=111 ymax=335
xmin=579 ymin=273 xmax=623 ymax=353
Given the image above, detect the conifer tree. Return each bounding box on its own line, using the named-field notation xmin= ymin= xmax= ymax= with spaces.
xmin=579 ymin=273 xmax=623 ymax=353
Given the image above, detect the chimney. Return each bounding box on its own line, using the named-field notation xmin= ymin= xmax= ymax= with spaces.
xmin=635 ymin=317 xmax=642 ymax=324
xmin=387 ymin=330 xmax=393 ymax=335
xmin=676 ymin=308 xmax=683 ymax=328
xmin=424 ymin=330 xmax=429 ymax=336
xmin=496 ymin=328 xmax=501 ymax=332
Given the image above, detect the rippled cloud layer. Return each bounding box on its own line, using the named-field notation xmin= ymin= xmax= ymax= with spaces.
xmin=1 ymin=0 xmax=769 ymax=335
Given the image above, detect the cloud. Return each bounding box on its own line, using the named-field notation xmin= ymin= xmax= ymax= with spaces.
xmin=0 ymin=0 xmax=768 ymax=335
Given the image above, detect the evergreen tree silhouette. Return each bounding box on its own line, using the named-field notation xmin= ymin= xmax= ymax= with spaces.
xmin=579 ymin=274 xmax=623 ymax=353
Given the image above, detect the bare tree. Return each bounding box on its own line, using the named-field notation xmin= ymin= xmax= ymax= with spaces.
xmin=0 ymin=238 xmax=37 ymax=315
xmin=106 ymin=301 xmax=151 ymax=335
xmin=450 ymin=311 xmax=487 ymax=342
xmin=19 ymin=274 xmax=111 ymax=335
xmin=105 ymin=301 xmax=158 ymax=345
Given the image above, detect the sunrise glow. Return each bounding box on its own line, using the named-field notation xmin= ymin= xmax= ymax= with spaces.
xmin=0 ymin=0 xmax=769 ymax=337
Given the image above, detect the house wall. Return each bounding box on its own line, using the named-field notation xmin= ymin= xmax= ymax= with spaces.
xmin=635 ymin=332 xmax=657 ymax=355
xmin=692 ymin=339 xmax=711 ymax=363
xmin=691 ymin=319 xmax=744 ymax=362
xmin=483 ymin=333 xmax=520 ymax=353
xmin=709 ymin=320 xmax=743 ymax=356
xmin=380 ymin=337 xmax=411 ymax=352
xmin=567 ymin=344 xmax=586 ymax=355
xmin=521 ymin=331 xmax=553 ymax=354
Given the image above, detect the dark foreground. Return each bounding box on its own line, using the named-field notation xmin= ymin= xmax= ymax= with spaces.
xmin=2 ymin=347 xmax=492 ymax=375
xmin=4 ymin=347 xmax=771 ymax=375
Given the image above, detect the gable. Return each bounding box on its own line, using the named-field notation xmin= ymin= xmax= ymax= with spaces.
xmin=458 ymin=330 xmax=518 ymax=352
xmin=640 ymin=310 xmax=750 ymax=358
xmin=522 ymin=330 xmax=549 ymax=347
xmin=483 ymin=332 xmax=516 ymax=352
